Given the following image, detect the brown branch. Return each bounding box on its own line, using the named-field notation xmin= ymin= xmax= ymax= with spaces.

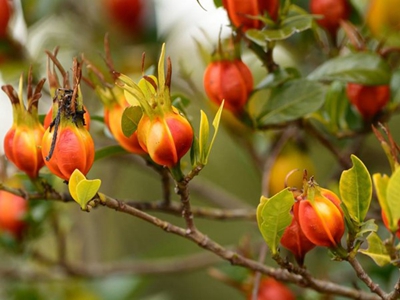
xmin=346 ymin=256 xmax=388 ymax=299
xmin=99 ymin=193 xmax=381 ymax=300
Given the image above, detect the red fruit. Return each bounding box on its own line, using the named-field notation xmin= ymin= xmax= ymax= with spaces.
xmin=42 ymin=124 xmax=95 ymax=181
xmin=2 ymin=75 xmax=46 ymax=179
xmin=346 ymin=83 xmax=390 ymax=120
xmin=223 ymin=0 xmax=279 ymax=31
xmin=103 ymin=0 xmax=144 ymax=34
xmin=310 ymin=0 xmax=350 ymax=36
xmin=0 ymin=0 xmax=12 ymax=37
xmin=137 ymin=109 xmax=193 ymax=167
xmin=281 ymin=214 xmax=316 ymax=265
xmin=248 ymin=278 xmax=295 ymax=300
xmin=104 ymin=101 xmax=146 ymax=155
xmin=204 ymin=59 xmax=253 ymax=114
xmin=295 ymin=186 xmax=345 ymax=248
xmin=0 ymin=191 xmax=27 ymax=239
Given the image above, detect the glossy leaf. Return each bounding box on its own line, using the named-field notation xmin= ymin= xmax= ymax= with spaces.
xmin=308 ymin=52 xmax=391 ymax=85
xmin=359 ymin=232 xmax=391 ymax=266
xmin=322 ymin=81 xmax=349 ymax=132
xmin=121 ymin=106 xmax=142 ymax=138
xmin=386 ymin=168 xmax=400 ymax=231
xmin=69 ymin=169 xmax=102 ymax=210
xmin=246 ymin=9 xmax=314 ymax=44
xmin=339 ymin=155 xmax=372 ymax=225
xmin=256 ymin=189 xmax=294 ymax=255
xmin=257 ymin=79 xmax=325 ymax=126
xmin=355 ymin=219 xmax=378 ymax=240
xmin=373 ymin=173 xmax=391 ymax=229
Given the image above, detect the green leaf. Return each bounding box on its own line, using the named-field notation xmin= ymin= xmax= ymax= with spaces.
xmin=198 ymin=110 xmax=210 ymax=164
xmin=68 ymin=169 xmax=102 ymax=210
xmin=68 ymin=169 xmax=101 ymax=210
xmin=339 ymin=155 xmax=372 ymax=225
xmin=355 ymin=219 xmax=378 ymax=240
xmin=359 ymin=232 xmax=391 ymax=266
xmin=373 ymin=173 xmax=392 ymax=229
xmin=257 ymin=79 xmax=326 ymax=126
xmin=256 ymin=189 xmax=294 ymax=255
xmin=197 ymin=101 xmax=224 ymax=165
xmin=121 ymin=106 xmax=142 ymax=138
xmin=322 ymin=81 xmax=350 ymax=132
xmin=76 ymin=179 xmax=102 ymax=210
xmin=68 ymin=169 xmax=86 ymax=203
xmin=308 ymin=52 xmax=391 ymax=85
xmin=95 ymin=145 xmax=128 ymax=161
xmin=386 ymin=168 xmax=400 ymax=231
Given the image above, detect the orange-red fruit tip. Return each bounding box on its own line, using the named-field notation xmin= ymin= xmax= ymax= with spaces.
xmin=4 ymin=125 xmax=45 ymax=179
xmin=41 ymin=125 xmax=95 ymax=181
xmin=222 ymin=0 xmax=279 ymax=31
xmin=137 ymin=111 xmax=193 ymax=167
xmin=295 ymin=189 xmax=345 ymax=248
xmin=310 ymin=0 xmax=351 ymax=36
xmin=204 ymin=59 xmax=253 ymax=114
xmin=381 ymin=211 xmax=400 ymax=239
xmin=346 ymin=83 xmax=390 ymax=120
xmin=0 ymin=191 xmax=27 ymax=239
xmin=281 ymin=215 xmax=316 ymax=265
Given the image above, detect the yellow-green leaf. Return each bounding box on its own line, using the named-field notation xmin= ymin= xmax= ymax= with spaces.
xmin=386 ymin=168 xmax=400 ymax=231
xmin=256 ymin=189 xmax=294 ymax=255
xmin=198 ymin=110 xmax=209 ymax=164
xmin=373 ymin=173 xmax=392 ymax=230
xmin=69 ymin=169 xmax=86 ymax=202
xmin=339 ymin=155 xmax=372 ymax=225
xmin=76 ymin=179 xmax=102 ymax=210
xmin=359 ymin=232 xmax=391 ymax=266
xmin=68 ymin=169 xmax=101 ymax=210
xmin=121 ymin=106 xmax=142 ymax=138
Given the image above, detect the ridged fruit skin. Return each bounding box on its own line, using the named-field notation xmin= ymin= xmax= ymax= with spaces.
xmin=41 ymin=124 xmax=95 ymax=181
xmin=295 ymin=188 xmax=345 ymax=248
xmin=104 ymin=101 xmax=145 ymax=154
xmin=137 ymin=109 xmax=193 ymax=167
xmin=223 ymin=0 xmax=279 ymax=31
xmin=204 ymin=59 xmax=253 ymax=114
xmin=281 ymin=215 xmax=315 ymax=265
xmin=44 ymin=105 xmax=91 ymax=131
xmin=0 ymin=191 xmax=27 ymax=239
xmin=310 ymin=0 xmax=350 ymax=35
xmin=247 ymin=278 xmax=295 ymax=300
xmin=4 ymin=123 xmax=45 ymax=179
xmin=346 ymin=83 xmax=390 ymax=120
xmin=0 ymin=0 xmax=12 ymax=37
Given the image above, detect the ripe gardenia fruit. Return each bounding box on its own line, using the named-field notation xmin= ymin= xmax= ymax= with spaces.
xmin=0 ymin=191 xmax=27 ymax=239
xmin=117 ymin=44 xmax=194 ymax=168
xmin=42 ymin=88 xmax=95 ymax=181
xmin=223 ymin=0 xmax=279 ymax=31
xmin=346 ymin=83 xmax=390 ymax=120
xmin=248 ymin=278 xmax=295 ymax=300
xmin=204 ymin=59 xmax=253 ymax=114
xmin=294 ymin=182 xmax=345 ymax=248
xmin=0 ymin=0 xmax=12 ymax=37
xmin=367 ymin=0 xmax=400 ymax=43
xmin=104 ymin=0 xmax=144 ymax=34
xmin=2 ymin=73 xmax=46 ymax=179
xmin=310 ymin=0 xmax=350 ymax=36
